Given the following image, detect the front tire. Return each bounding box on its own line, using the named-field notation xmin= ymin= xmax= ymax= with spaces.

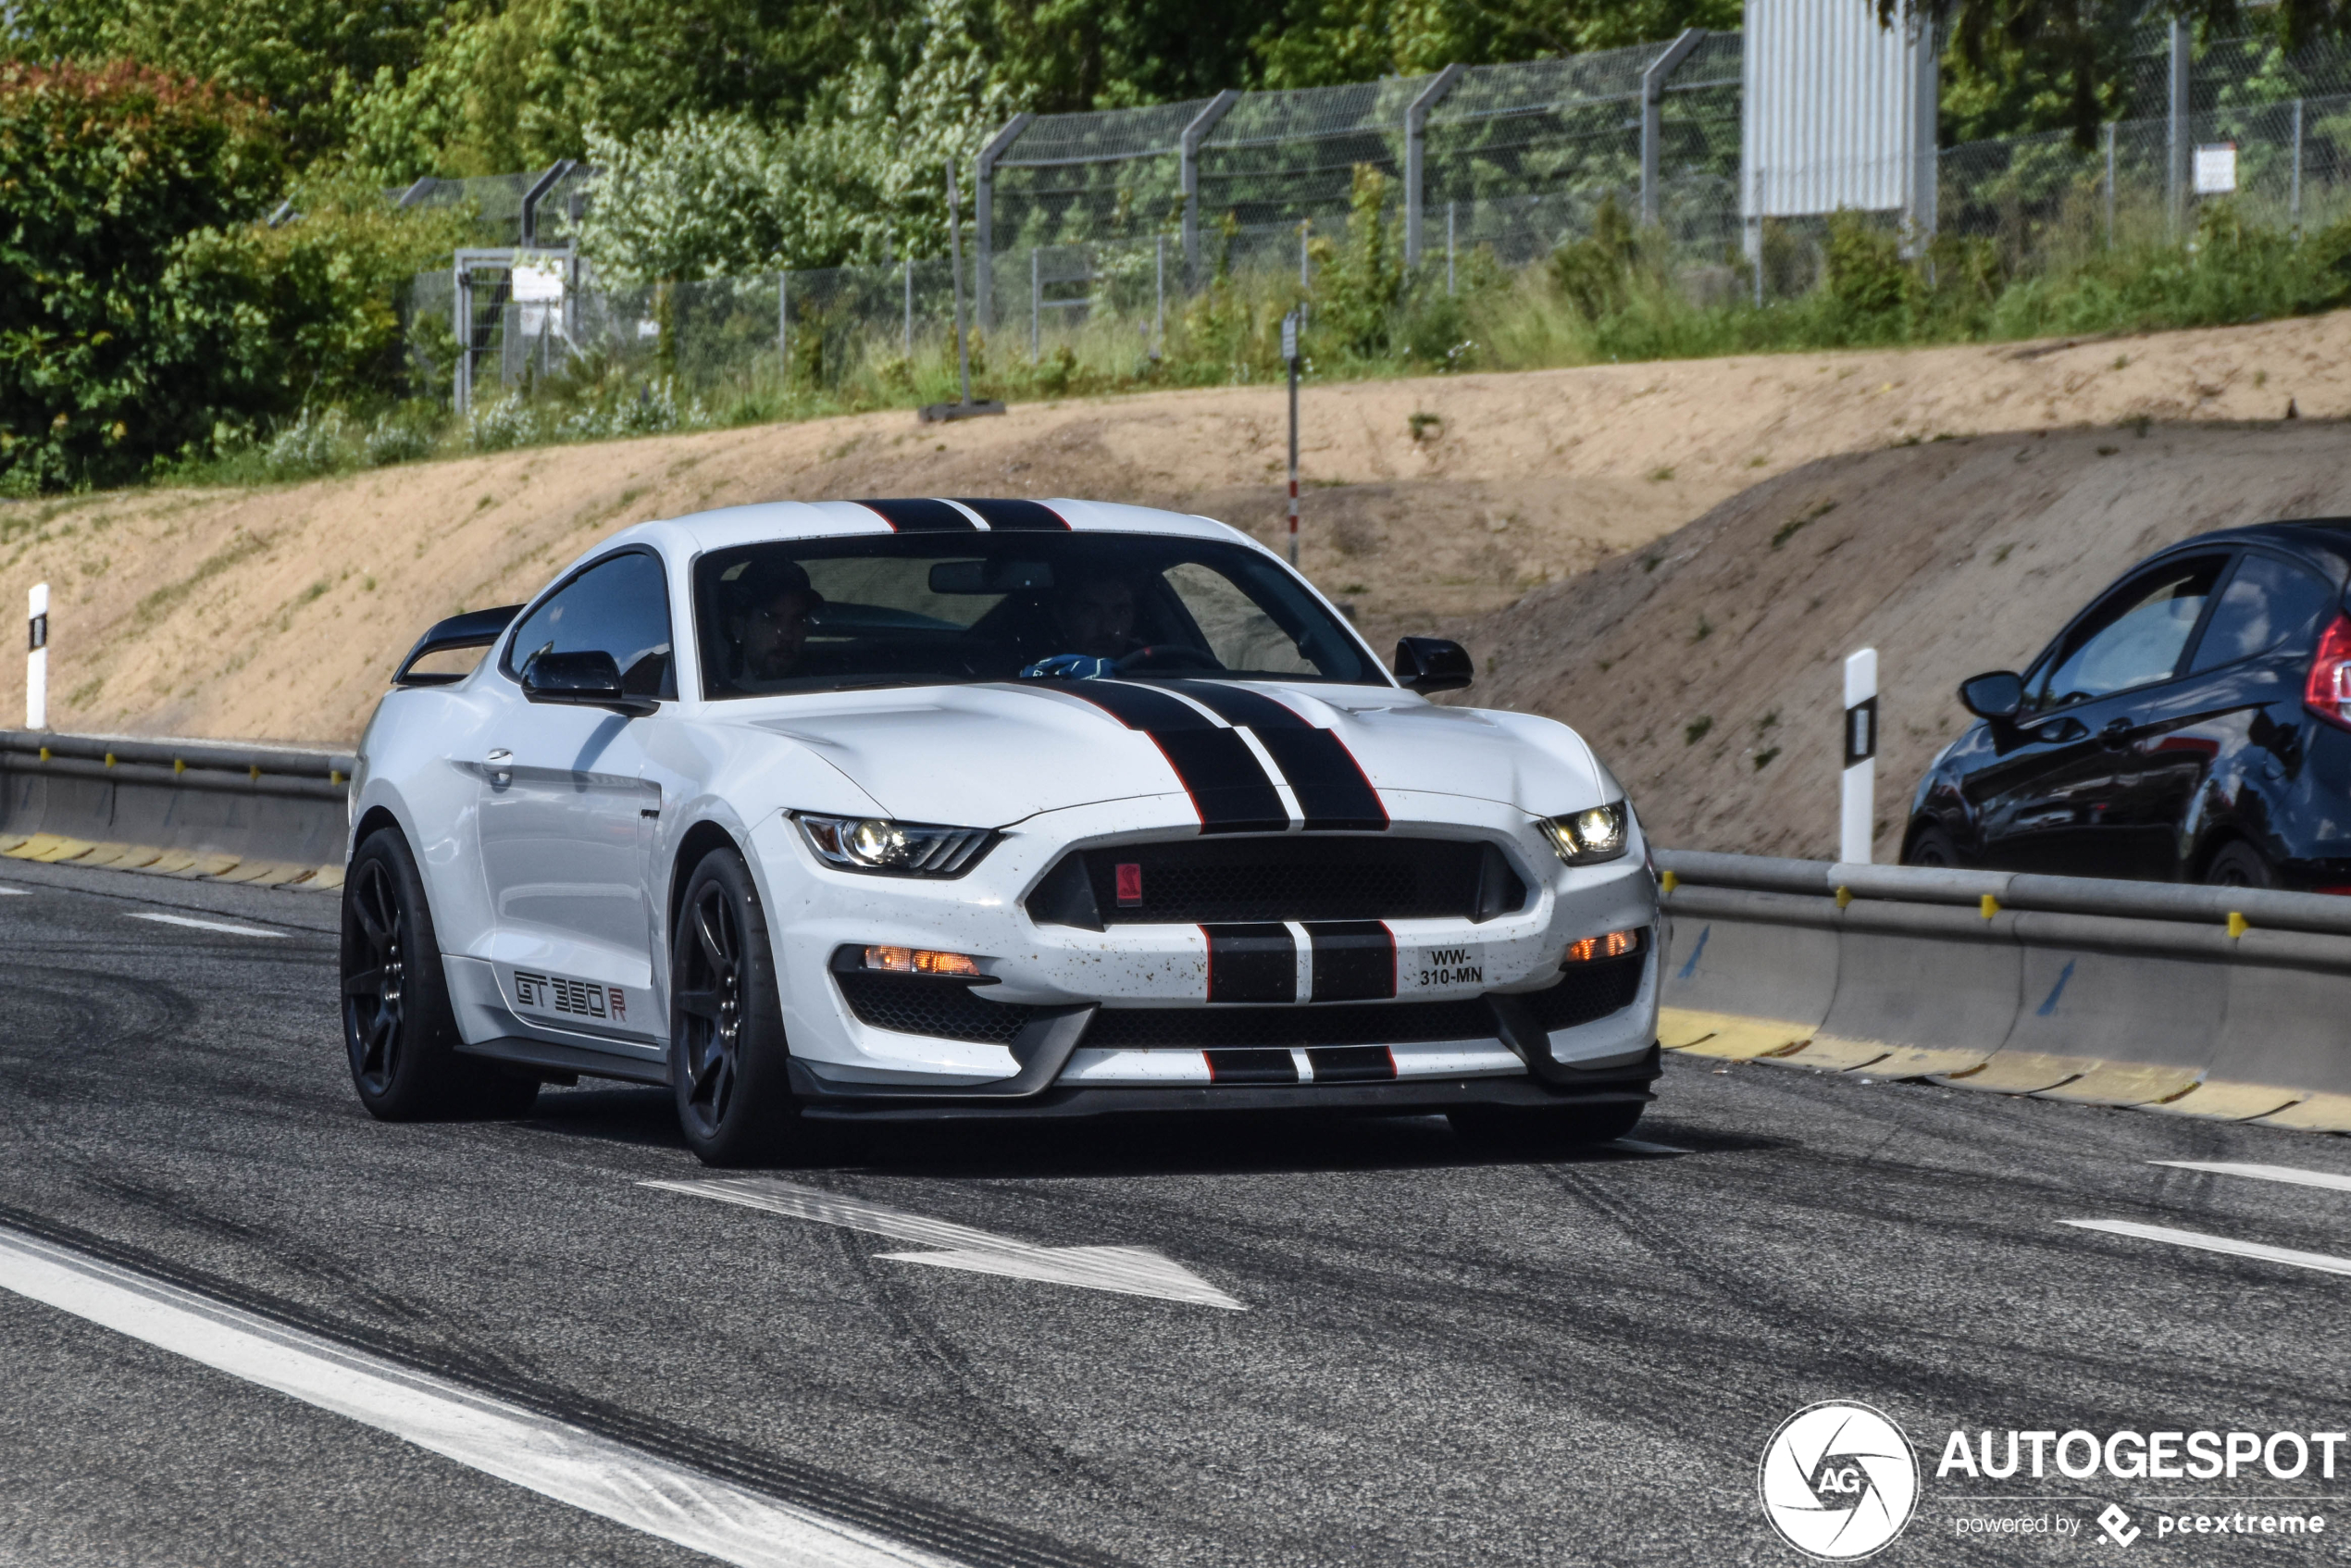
xmin=342 ymin=828 xmax=539 ymax=1121
xmin=2204 ymin=840 xmax=2277 ymax=889
xmin=1448 ymin=1101 xmax=1644 ymax=1149
xmin=669 ymin=845 xmax=799 ymax=1165
xmin=1903 ymin=824 xmax=1962 ymax=868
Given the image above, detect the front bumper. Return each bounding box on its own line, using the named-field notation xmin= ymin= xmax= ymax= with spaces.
xmin=748 ymin=794 xmax=1662 ymax=1107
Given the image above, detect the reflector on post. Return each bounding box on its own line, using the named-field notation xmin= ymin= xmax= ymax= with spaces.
xmin=1841 ymin=647 xmax=1877 ymax=865
xmin=26 ymin=582 xmax=46 ymax=730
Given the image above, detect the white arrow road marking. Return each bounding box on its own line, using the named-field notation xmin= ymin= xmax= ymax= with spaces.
xmin=0 ymin=1225 xmax=964 ymax=1568
xmin=645 ymin=1177 xmax=1245 ymax=1311
xmin=125 ymin=912 xmax=284 ymax=938
xmin=2151 ymin=1160 xmax=2351 ymax=1194
xmin=2061 ymin=1219 xmax=2351 ymax=1277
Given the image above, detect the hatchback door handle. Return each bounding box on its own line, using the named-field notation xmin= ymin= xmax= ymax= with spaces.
xmin=487 ymin=749 xmax=512 ymax=762
xmin=2100 ymin=718 xmax=2132 ymax=744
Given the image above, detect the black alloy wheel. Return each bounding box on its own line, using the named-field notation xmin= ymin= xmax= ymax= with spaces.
xmin=341 ymin=828 xmax=539 ymax=1121
xmin=1904 ymin=825 xmax=1962 ymax=868
xmin=2205 ymin=840 xmax=2277 ymax=890
xmin=670 ymin=846 xmax=798 ymax=1164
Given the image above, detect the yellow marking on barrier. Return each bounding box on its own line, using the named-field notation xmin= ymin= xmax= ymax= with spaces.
xmin=1760 ymin=1033 xmax=1886 ymax=1070
xmin=0 ymin=833 xmax=30 ymax=855
xmin=2146 ymin=1080 xmax=2308 ymax=1122
xmin=1934 ymin=1052 xmax=2090 ymax=1094
xmin=173 ymin=758 xmax=185 ymax=776
xmin=102 ymin=753 xmax=115 ymax=768
xmin=248 ymin=764 xmax=261 ymax=782
xmin=70 ymin=842 xmax=137 ymax=867
xmin=2036 ymin=1062 xmax=2205 ymax=1107
xmin=308 ymin=864 xmax=346 ymax=891
xmin=1659 ymin=869 xmax=1677 ymax=894
xmin=36 ymin=746 xmax=49 ymax=762
xmin=1835 ymin=885 xmax=1853 ymax=910
xmin=26 ymin=836 xmax=98 ymax=864
xmin=107 ymin=845 xmax=167 ymax=870
xmin=1862 ymin=1044 xmax=1997 ymax=1077
xmin=1657 ymin=1006 xmax=1814 ymax=1060
xmin=2254 ymin=1093 xmax=2351 ymax=1133
xmin=187 ymin=853 xmax=242 ymax=878
xmin=131 ymin=851 xmax=202 ymax=876
xmin=330 ymin=768 xmax=344 ymax=786
xmin=216 ymin=860 xmax=305 ymax=885
xmin=2226 ymin=910 xmax=2250 ymax=940
xmin=1980 ymin=893 xmax=2001 ymax=919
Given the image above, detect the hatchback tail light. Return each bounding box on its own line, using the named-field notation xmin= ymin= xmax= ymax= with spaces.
xmin=2307 ymin=615 xmax=2351 ymax=730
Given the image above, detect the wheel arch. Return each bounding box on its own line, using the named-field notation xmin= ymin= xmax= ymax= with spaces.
xmin=667 ymin=818 xmax=746 ymax=952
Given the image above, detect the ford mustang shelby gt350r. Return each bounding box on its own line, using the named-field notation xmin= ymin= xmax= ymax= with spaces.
xmin=343 ymin=497 xmax=1661 ymax=1162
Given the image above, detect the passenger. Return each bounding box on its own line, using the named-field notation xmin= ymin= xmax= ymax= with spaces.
xmin=725 ymin=559 xmax=824 ymax=689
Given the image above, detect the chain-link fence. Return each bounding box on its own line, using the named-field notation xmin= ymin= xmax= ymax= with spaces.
xmin=402 ymin=21 xmax=2351 ymax=412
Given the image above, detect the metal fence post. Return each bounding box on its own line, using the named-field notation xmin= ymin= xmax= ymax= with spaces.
xmin=1447 ymin=202 xmax=1457 ymax=294
xmin=1155 ymin=234 xmax=1166 ymax=347
xmin=453 ymin=261 xmax=472 ymax=415
xmin=1640 ymin=30 xmax=1706 ymax=229
xmin=2104 ymin=122 xmax=2117 ymax=248
xmin=1404 ymin=65 xmax=1466 ymax=267
xmin=974 ymin=114 xmax=1033 ymax=336
xmin=1180 ymin=90 xmax=1240 ymax=286
xmin=1300 ymin=220 xmax=1311 ymax=292
xmin=1031 ymin=250 xmax=1041 ymax=363
xmin=2292 ymin=98 xmax=2306 ymax=242
xmin=948 ymin=164 xmax=973 ymax=406
xmin=2169 ymin=16 xmax=2191 ymax=240
xmin=777 ymin=271 xmax=789 ymax=387
xmin=903 ymin=258 xmax=914 ymax=357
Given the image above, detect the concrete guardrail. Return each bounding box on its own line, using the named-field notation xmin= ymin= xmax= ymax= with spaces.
xmin=0 ymin=728 xmax=353 ymax=890
xmin=1657 ymin=848 xmax=2351 ymax=1134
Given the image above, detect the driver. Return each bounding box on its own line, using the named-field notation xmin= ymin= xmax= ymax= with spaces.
xmin=725 ymin=559 xmax=824 ymax=689
xmin=1054 ymin=572 xmax=1143 ymax=660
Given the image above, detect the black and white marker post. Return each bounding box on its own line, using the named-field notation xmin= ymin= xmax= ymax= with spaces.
xmin=25 ymin=582 xmax=46 ymax=730
xmin=1283 ymin=308 xmax=1300 ymax=566
xmin=1840 ymin=647 xmax=1877 ymax=865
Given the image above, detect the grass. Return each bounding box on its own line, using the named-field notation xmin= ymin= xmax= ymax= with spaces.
xmin=53 ymin=183 xmax=2351 ymax=499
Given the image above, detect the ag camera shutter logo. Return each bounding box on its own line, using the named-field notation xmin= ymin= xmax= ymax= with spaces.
xmin=1759 ymin=1400 xmax=1920 ymax=1559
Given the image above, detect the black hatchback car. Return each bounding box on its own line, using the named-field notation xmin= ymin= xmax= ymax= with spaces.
xmin=1904 ymin=521 xmax=2351 ymax=890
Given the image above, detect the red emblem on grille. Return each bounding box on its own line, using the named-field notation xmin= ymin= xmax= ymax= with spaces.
xmin=1115 ymin=862 xmax=1143 ymax=903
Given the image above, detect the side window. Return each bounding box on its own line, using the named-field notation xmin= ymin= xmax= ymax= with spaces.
xmin=1163 ymin=562 xmax=1319 ymax=675
xmin=2026 ymin=555 xmax=2225 ymax=712
xmin=2186 ymin=553 xmax=2340 ymax=674
xmin=504 ymin=551 xmax=677 ymax=698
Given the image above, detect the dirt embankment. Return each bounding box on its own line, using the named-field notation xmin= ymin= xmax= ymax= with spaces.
xmin=1455 ymin=421 xmax=2351 ymax=859
xmin=3 ymin=310 xmax=2349 ymax=747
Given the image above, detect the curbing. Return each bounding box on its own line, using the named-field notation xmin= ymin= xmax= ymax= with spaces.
xmin=1658 ymin=849 xmax=2351 ymax=1134
xmin=0 ymin=728 xmax=352 ymax=890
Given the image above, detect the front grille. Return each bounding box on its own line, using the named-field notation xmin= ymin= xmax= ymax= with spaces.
xmin=835 ymin=972 xmax=1036 ymax=1044
xmin=1035 ymin=836 xmax=1521 ymax=926
xmin=1522 ymin=954 xmax=1645 ymax=1031
xmin=1085 ymin=996 xmax=1496 ymax=1050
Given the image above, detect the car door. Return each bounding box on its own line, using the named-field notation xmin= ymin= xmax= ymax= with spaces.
xmin=476 ymin=548 xmax=675 ymax=1050
xmin=1972 ymin=554 xmax=2228 ymax=878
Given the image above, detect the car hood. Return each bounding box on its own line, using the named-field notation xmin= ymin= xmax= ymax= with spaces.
xmin=724 ymin=680 xmax=1612 ymax=828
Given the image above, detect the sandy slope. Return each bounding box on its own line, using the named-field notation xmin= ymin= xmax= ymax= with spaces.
xmin=2 ymin=310 xmax=2347 ymax=746
xmin=1454 ymin=421 xmax=2351 ymax=859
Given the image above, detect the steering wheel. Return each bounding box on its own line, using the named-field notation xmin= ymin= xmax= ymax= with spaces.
xmin=1114 ymin=644 xmax=1221 ymax=674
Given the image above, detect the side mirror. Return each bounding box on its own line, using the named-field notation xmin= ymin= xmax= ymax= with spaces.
xmin=1395 ymin=636 xmax=1474 ymax=694
xmin=522 ymin=649 xmax=657 ymax=717
xmin=1959 ymin=670 xmax=2024 ymax=722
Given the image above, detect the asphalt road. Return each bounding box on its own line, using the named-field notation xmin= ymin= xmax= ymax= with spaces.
xmin=4 ymin=852 xmax=2350 ymax=1566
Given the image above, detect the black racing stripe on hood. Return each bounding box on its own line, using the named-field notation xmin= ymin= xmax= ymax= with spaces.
xmin=1160 ymin=681 xmax=1389 ymax=832
xmin=952 ymin=497 xmax=1069 ymax=530
xmin=853 ymin=498 xmax=978 ymax=531
xmin=1054 ymin=682 xmax=1287 ymax=833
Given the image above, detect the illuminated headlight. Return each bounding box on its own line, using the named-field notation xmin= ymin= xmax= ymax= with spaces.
xmin=1539 ymin=802 xmax=1631 ymax=865
xmin=796 ymin=814 xmax=996 ymax=877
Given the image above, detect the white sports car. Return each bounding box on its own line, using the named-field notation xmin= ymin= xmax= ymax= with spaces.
xmin=343 ymin=497 xmax=1661 ymax=1163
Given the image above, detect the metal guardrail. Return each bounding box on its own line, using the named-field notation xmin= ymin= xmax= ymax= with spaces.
xmin=1653 ymin=850 xmax=2351 ymax=1132
xmin=0 ymin=728 xmax=354 ymax=888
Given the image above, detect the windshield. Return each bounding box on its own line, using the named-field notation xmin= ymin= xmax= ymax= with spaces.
xmin=692 ymin=532 xmax=1383 ymax=698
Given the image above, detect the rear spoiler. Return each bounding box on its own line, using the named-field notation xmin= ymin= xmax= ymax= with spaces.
xmin=392 ymin=604 xmax=525 ymax=688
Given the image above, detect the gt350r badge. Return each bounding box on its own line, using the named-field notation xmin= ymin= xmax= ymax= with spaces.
xmin=514 ymin=969 xmax=626 ymax=1023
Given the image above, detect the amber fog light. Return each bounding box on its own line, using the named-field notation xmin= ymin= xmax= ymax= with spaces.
xmin=1562 ymin=928 xmax=1642 ymax=964
xmin=864 ymin=945 xmax=981 ymax=977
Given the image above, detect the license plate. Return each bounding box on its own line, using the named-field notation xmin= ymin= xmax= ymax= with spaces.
xmin=1401 ymin=943 xmax=1486 ymax=993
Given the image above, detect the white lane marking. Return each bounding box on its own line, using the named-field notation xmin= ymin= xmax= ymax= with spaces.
xmin=646 ymin=1177 xmax=1245 ymax=1311
xmin=125 ymin=912 xmax=285 ymax=939
xmin=2061 ymin=1219 xmax=2351 ymax=1277
xmin=0 ymin=1227 xmax=960 ymax=1568
xmin=2151 ymin=1160 xmax=2351 ymax=1194
xmin=0 ymin=887 xmax=28 ymax=895
xmin=1611 ymin=1139 xmax=1694 ymax=1156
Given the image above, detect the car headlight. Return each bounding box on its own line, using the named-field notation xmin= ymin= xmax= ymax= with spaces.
xmin=1538 ymin=802 xmax=1631 ymax=865
xmin=795 ymin=814 xmax=997 ymax=877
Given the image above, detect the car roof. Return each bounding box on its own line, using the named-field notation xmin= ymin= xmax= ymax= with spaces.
xmin=593 ymin=498 xmax=1262 ymax=559
xmin=2158 ymin=518 xmax=2351 ymax=578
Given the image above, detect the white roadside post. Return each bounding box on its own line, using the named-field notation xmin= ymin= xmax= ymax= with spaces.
xmin=1841 ymin=647 xmax=1878 ymax=865
xmin=26 ymin=583 xmax=47 ymax=730
xmin=1282 ymin=310 xmax=1301 ymax=566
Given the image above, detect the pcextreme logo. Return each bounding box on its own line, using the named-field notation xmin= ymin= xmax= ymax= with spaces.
xmin=1760 ymin=1401 xmax=1922 ymax=1560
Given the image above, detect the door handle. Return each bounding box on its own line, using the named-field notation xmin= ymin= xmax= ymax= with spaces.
xmin=2099 ymin=718 xmax=2132 ymax=747
xmin=486 ymin=748 xmax=512 ymax=786
xmin=487 ymin=749 xmax=512 ymax=762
